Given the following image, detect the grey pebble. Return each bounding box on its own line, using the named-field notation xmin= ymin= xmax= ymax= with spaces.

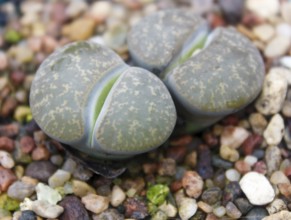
xmin=25 ymin=160 xmax=57 ymax=183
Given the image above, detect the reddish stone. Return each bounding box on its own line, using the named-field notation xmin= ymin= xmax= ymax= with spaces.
xmin=166 ymin=145 xmax=186 ymax=163
xmin=203 ymin=132 xmax=218 ymax=147
xmin=0 ymin=166 xmax=17 ymax=191
xmin=284 ymin=167 xmax=291 ymax=181
xmin=182 ymin=171 xmax=204 ymax=198
xmin=1 ymin=96 xmax=17 ymax=117
xmin=170 ymin=135 xmax=192 ymax=146
xmin=124 ymin=197 xmax=148 ymax=219
xmin=241 ymin=134 xmax=263 ymax=155
xmin=221 ymin=115 xmax=239 ymax=126
xmin=142 ymin=163 xmax=158 ymax=175
xmin=170 ymin=180 xmax=182 ymax=192
xmin=278 ymin=183 xmax=291 ymax=201
xmin=10 ymin=71 xmax=25 ymax=86
xmin=0 ymin=137 xmax=14 ymax=152
xmin=31 ymin=144 xmax=50 ymax=161
xmin=0 ymin=123 xmax=19 ymax=138
xmin=253 ymin=161 xmax=267 ymax=175
xmin=235 ymin=160 xmax=251 ymax=174
xmin=20 ymin=136 xmax=35 ymax=154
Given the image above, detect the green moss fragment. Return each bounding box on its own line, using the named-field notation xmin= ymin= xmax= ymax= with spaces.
xmin=0 ymin=194 xmax=20 ymax=211
xmin=4 ymin=29 xmax=22 ymax=44
xmin=146 ymin=184 xmax=169 ymax=206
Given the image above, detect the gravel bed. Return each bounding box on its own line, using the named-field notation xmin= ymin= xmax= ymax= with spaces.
xmin=0 ymin=0 xmax=291 ymax=219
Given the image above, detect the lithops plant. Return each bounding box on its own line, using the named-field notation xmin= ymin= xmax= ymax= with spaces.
xmin=128 ymin=9 xmax=265 ymax=132
xmin=29 ymin=41 xmax=176 ymax=160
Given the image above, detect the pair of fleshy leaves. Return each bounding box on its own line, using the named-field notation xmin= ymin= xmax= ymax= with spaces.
xmin=128 ymin=9 xmax=265 ymax=132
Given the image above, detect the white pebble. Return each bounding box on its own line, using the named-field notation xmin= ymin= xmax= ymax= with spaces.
xmin=110 ymin=185 xmax=126 ymax=207
xmin=225 ymin=169 xmax=241 ymax=182
xmin=263 ymin=114 xmax=284 ymax=146
xmin=276 ymin=23 xmax=291 ymax=38
xmin=266 ymin=199 xmax=287 ymax=214
xmin=213 ymin=206 xmax=226 ymax=218
xmin=220 ymin=126 xmax=249 ymax=149
xmin=262 ymin=210 xmax=291 ymax=220
xmin=36 ymin=183 xmax=62 ymax=205
xmin=89 ymin=1 xmax=112 ymax=23
xmin=249 ymin=113 xmax=268 ymax=134
xmin=244 ymin=155 xmax=258 ymax=166
xmin=269 ymin=67 xmax=291 ymax=85
xmin=239 ymin=172 xmax=275 ymax=205
xmin=178 ymin=198 xmax=197 ymax=220
xmin=159 ymin=202 xmax=178 ymax=217
xmin=281 ymin=2 xmax=291 ymax=24
xmin=280 ymin=56 xmax=291 ymax=69
xmin=253 ymin=24 xmax=275 ymax=42
xmin=264 ymin=35 xmax=291 ymax=58
xmin=65 ymin=0 xmax=88 ymax=18
xmin=31 ymin=200 xmax=64 ymax=219
xmin=246 ymin=0 xmax=279 ymax=18
xmin=82 ymin=194 xmax=109 ymax=214
xmin=48 ymin=169 xmax=71 ymax=188
xmin=255 ymin=71 xmax=287 ymax=115
xmin=0 ymin=150 xmax=15 ymax=169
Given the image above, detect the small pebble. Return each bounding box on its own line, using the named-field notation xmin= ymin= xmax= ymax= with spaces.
xmin=111 ymin=185 xmax=126 ymax=207
xmin=234 ymin=198 xmax=253 ymax=215
xmin=220 ymin=145 xmax=240 ymax=162
xmin=244 ymin=155 xmax=258 ymax=166
xmin=31 ymin=144 xmax=50 ymax=161
xmin=213 ymin=206 xmax=226 ymax=218
xmin=246 ymin=207 xmax=268 ymax=220
xmin=239 ymin=172 xmax=275 ymax=205
xmin=253 ymin=24 xmax=275 ymax=42
xmin=48 ymin=169 xmax=71 ymax=188
xmin=81 ymin=194 xmax=109 ymax=214
xmin=89 ymin=1 xmax=112 ymax=23
xmin=62 ymin=158 xmax=77 ymax=174
xmin=241 ymin=133 xmax=263 ymax=155
xmin=270 ymin=171 xmax=290 ymax=185
xmin=36 ymin=182 xmax=62 ymax=205
xmin=65 ymin=0 xmax=88 ymax=18
xmin=158 ymin=201 xmax=177 ymax=217
xmin=50 ymin=154 xmax=63 ymax=166
xmin=280 ymin=56 xmax=291 ymax=69
xmin=197 ymin=201 xmax=213 ymax=213
xmin=201 ymin=187 xmax=222 ymax=205
xmin=158 ymin=158 xmax=176 ymax=176
xmin=266 ymin=198 xmax=287 ymax=215
xmin=249 ymin=113 xmax=268 ymax=135
xmin=265 ymin=35 xmax=291 ymax=58
xmin=255 ymin=71 xmax=288 ymax=115
xmin=72 ymin=179 xmax=96 ymax=197
xmin=59 ymin=195 xmax=90 ymax=220
xmin=220 ymin=126 xmax=249 ymax=149
xmin=19 ymin=210 xmax=36 ymax=220
xmin=182 ymin=171 xmax=203 ymax=198
xmin=276 ymin=23 xmax=291 ymax=38
xmin=0 ymin=151 xmax=14 ymax=169
xmin=31 ymin=200 xmax=64 ymax=219
xmin=262 ymin=210 xmax=291 ymax=220
xmin=246 ymin=0 xmax=279 ymax=18
xmin=265 ymin=145 xmax=281 ymax=175
xmin=7 ymin=181 xmax=35 ymax=201
xmin=269 ymin=67 xmax=291 ymax=85
xmin=282 ymin=101 xmax=291 ymax=117
xmin=93 ymin=208 xmax=124 ymax=220
xmin=226 ymin=201 xmax=242 ymax=219
xmin=222 ymin=182 xmax=242 ymax=205
xmin=178 ymin=197 xmax=197 ymax=220
xmin=0 ymin=166 xmax=17 ymax=191
xmin=124 ymin=197 xmax=148 ymax=219
xmin=25 ymin=160 xmax=57 ymax=183
xmin=225 ymin=169 xmax=241 ymax=182
xmin=0 ymin=137 xmax=14 ymax=152
xmin=73 ymin=164 xmax=93 ymax=181
xmin=235 ymin=160 xmax=251 ymax=174
xmin=19 ymin=136 xmax=35 ymax=154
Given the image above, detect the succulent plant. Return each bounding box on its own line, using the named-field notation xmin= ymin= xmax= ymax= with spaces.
xmin=29 ymin=41 xmax=176 ymax=160
xmin=128 ymin=9 xmax=265 ymax=132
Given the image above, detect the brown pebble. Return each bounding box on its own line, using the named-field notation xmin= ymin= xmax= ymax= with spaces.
xmin=170 ymin=180 xmax=182 ymax=192
xmin=206 ymin=213 xmax=219 ymax=220
xmin=182 ymin=171 xmax=204 ymax=198
xmin=20 ymin=136 xmax=36 ymax=154
xmin=10 ymin=71 xmax=25 ymax=86
xmin=203 ymin=132 xmax=218 ymax=147
xmin=241 ymin=133 xmax=263 ymax=155
xmin=185 ymin=151 xmax=197 ymax=168
xmin=0 ymin=166 xmax=17 ymax=191
xmin=253 ymin=161 xmax=267 ymax=174
xmin=0 ymin=123 xmax=19 ymax=138
xmin=222 ymin=115 xmax=240 ymax=126
xmin=31 ymin=144 xmax=50 ymax=161
xmin=0 ymin=137 xmax=14 ymax=152
xmin=142 ymin=163 xmax=158 ymax=174
xmin=284 ymin=167 xmax=291 ymax=181
xmin=158 ymin=158 xmax=176 ymax=176
xmin=42 ymin=36 xmax=58 ymax=54
xmin=1 ymin=96 xmax=18 ymax=117
xmin=33 ymin=131 xmax=46 ymax=145
xmin=278 ymin=183 xmax=291 ymax=200
xmin=235 ymin=160 xmax=251 ymax=174
xmin=166 ymin=145 xmax=186 ymax=163
xmin=124 ymin=197 xmax=148 ymax=219
xmin=170 ymin=135 xmax=192 ymax=146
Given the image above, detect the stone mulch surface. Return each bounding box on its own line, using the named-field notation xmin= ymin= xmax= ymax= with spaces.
xmin=1 ymin=0 xmax=291 ymax=219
